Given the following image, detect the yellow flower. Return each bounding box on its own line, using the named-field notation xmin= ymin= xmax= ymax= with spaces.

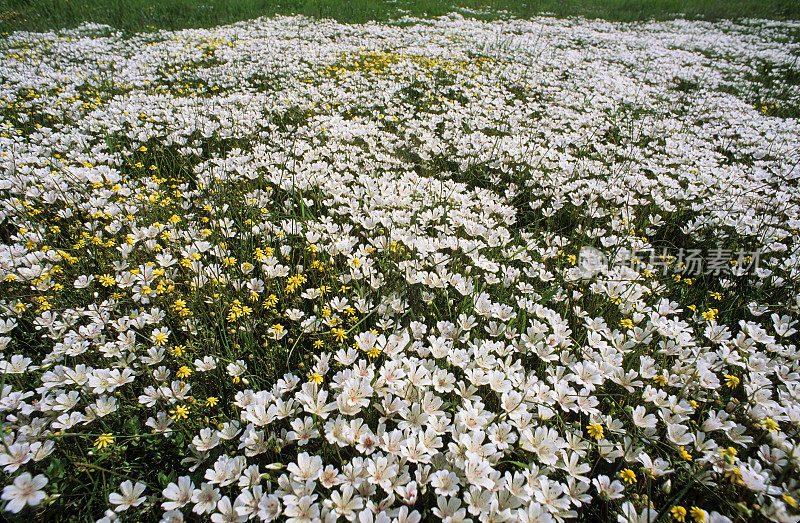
xmin=309 ymin=372 xmax=323 ymax=384
xmin=782 ymin=493 xmax=797 ymax=509
xmin=170 ymin=404 xmax=189 ymax=420
xmin=761 ymin=417 xmax=779 ymax=433
xmin=138 ymin=145 xmax=147 ymax=152
xmin=332 ymin=328 xmax=347 ymax=343
xmin=264 ymin=294 xmax=278 ymax=308
xmin=94 ymin=433 xmax=114 ymax=449
xmin=689 ymin=506 xmax=705 ymax=522
xmin=586 ymin=422 xmax=604 ymax=441
xmin=205 ymin=397 xmax=218 ymax=407
xmin=313 ymin=339 xmax=324 ymax=350
xmin=724 ymin=374 xmax=739 ymax=388
xmin=176 ymin=366 xmax=192 ymax=379
xmin=671 ymin=506 xmax=687 ymax=522
xmin=98 ymin=274 xmax=116 ymax=287
xmin=725 ymin=467 xmax=743 ymax=484
xmin=619 ymin=468 xmax=636 ymax=484
xmin=679 ymin=446 xmax=692 ymax=461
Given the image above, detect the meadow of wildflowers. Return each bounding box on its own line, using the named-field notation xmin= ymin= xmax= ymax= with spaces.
xmin=0 ymin=12 xmax=799 ymax=522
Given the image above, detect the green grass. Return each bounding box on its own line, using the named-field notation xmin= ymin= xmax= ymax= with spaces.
xmin=1 ymin=0 xmax=799 ymax=35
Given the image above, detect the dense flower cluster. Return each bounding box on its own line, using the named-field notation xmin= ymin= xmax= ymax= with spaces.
xmin=0 ymin=12 xmax=799 ymax=522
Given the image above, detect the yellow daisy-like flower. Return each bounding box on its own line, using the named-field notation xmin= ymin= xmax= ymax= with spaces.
xmin=723 ymin=374 xmax=739 ymax=388
xmin=679 ymin=446 xmax=693 ymax=461
xmin=264 ymin=294 xmax=278 ymax=308
xmin=94 ymin=433 xmax=114 ymax=449
xmin=724 ymin=467 xmax=743 ymax=484
xmin=761 ymin=417 xmax=779 ymax=433
xmin=689 ymin=506 xmax=705 ymax=522
xmin=332 ymin=328 xmax=347 ymax=343
xmin=671 ymin=506 xmax=687 ymax=522
xmin=586 ymin=422 xmax=604 ymax=441
xmin=170 ymin=405 xmax=189 ymax=420
xmin=619 ymin=468 xmax=636 ymax=484
xmin=176 ymin=366 xmax=192 ymax=379
xmin=205 ymin=397 xmax=218 ymax=407
xmin=309 ymin=372 xmax=323 ymax=384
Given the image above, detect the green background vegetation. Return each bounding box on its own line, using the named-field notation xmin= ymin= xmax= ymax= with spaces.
xmin=1 ymin=0 xmax=799 ymax=35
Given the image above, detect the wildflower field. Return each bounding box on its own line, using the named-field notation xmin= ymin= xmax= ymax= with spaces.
xmin=1 ymin=8 xmax=800 ymax=523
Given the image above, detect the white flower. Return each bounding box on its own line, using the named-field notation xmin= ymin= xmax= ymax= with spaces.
xmin=591 ymin=475 xmax=623 ymax=500
xmin=287 ymin=452 xmax=323 ymax=482
xmin=211 ymin=495 xmax=246 ymax=523
xmin=666 ymin=423 xmax=694 ymax=446
xmin=1 ymin=472 xmax=48 ymax=513
xmin=631 ymin=406 xmax=657 ymax=428
xmin=160 ymin=510 xmax=184 ymax=523
xmin=109 ymin=480 xmax=146 ymax=512
xmin=285 ymin=494 xmax=320 ymax=523
xmin=74 ymin=275 xmax=95 ymax=288
xmin=430 ymin=470 xmax=460 ymax=497
xmin=192 ymin=482 xmax=221 ymax=515
xmin=326 ymin=485 xmax=363 ymax=521
xmin=617 ymin=501 xmax=658 ymax=523
xmin=162 ymin=476 xmax=194 ymax=511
